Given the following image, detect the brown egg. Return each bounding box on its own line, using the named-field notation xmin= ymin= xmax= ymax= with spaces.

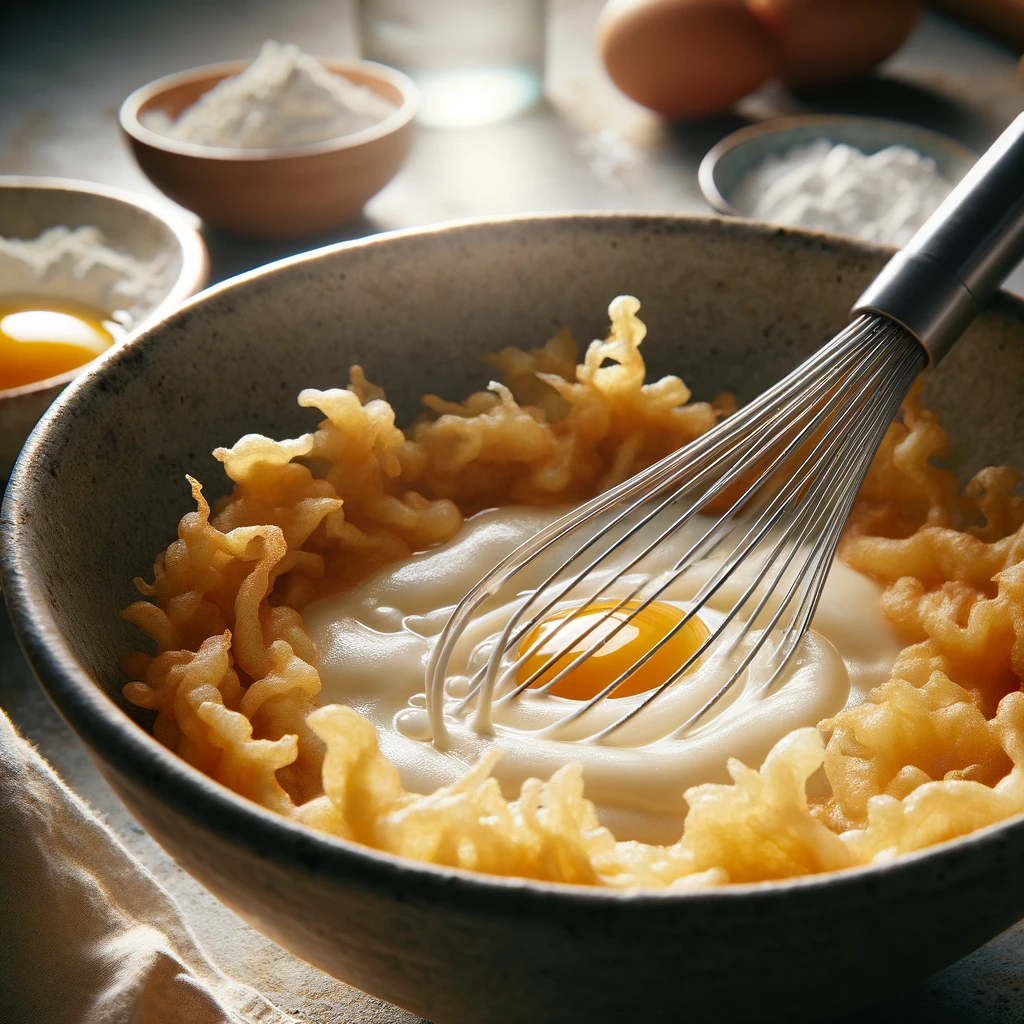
xmin=747 ymin=0 xmax=922 ymax=89
xmin=597 ymin=0 xmax=776 ymax=120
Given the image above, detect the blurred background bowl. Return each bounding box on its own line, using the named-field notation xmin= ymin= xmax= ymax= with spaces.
xmin=4 ymin=215 xmax=1024 ymax=1024
xmin=0 ymin=176 xmax=207 ymax=479
xmin=699 ymin=114 xmax=977 ymax=219
xmin=119 ymin=59 xmax=418 ymax=239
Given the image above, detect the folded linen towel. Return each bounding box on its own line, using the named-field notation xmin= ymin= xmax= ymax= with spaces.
xmin=0 ymin=706 xmax=296 ymax=1024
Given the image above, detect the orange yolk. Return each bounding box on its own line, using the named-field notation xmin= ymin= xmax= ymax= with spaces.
xmin=516 ymin=600 xmax=711 ymax=700
xmin=0 ymin=299 xmax=121 ymax=391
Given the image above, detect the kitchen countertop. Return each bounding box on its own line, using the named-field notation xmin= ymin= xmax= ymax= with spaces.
xmin=2 ymin=2 xmax=1024 ymax=1021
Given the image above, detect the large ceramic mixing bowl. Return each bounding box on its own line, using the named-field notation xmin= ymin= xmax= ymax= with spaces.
xmin=3 ymin=215 xmax=1024 ymax=1024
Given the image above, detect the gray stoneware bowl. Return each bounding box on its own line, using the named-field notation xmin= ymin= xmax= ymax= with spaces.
xmin=0 ymin=176 xmax=208 ymax=479
xmin=3 ymin=215 xmax=1024 ymax=1024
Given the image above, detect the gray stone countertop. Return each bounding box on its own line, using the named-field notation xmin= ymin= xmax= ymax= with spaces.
xmin=2 ymin=1 xmax=1024 ymax=1020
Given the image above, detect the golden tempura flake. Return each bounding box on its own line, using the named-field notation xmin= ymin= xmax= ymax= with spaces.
xmin=123 ymin=297 xmax=1024 ymax=887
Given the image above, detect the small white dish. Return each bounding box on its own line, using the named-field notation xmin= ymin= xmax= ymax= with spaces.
xmin=699 ymin=115 xmax=977 ymax=219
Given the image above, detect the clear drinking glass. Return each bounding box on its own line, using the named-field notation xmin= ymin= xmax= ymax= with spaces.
xmin=358 ymin=0 xmax=546 ymax=129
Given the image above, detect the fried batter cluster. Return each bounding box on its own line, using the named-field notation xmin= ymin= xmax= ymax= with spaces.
xmin=816 ymin=379 xmax=1024 ymax=849
xmin=123 ymin=297 xmax=1024 ymax=887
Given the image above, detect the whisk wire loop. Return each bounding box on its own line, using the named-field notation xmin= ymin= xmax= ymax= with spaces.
xmin=662 ymin=340 xmax=925 ymax=741
xmin=491 ymin=323 xmax=885 ymax=697
xmin=426 ymin=315 xmax=881 ymax=728
xmin=564 ymin=328 xmax=925 ymax=743
xmin=449 ymin=316 xmax=893 ymax=720
xmin=426 ymin=316 xmax=927 ymax=749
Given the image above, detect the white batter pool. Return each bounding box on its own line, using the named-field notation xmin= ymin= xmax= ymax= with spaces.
xmin=304 ymin=506 xmax=902 ymax=843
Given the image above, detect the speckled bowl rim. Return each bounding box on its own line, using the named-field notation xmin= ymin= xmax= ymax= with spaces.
xmin=0 ymin=175 xmax=209 ymax=400
xmin=698 ymin=114 xmax=979 ymax=217
xmin=119 ymin=58 xmax=419 ymax=162
xmin=5 ymin=212 xmax=1024 ymax=916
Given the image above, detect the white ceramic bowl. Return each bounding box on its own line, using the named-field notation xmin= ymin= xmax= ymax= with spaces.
xmin=699 ymin=114 xmax=977 ymax=218
xmin=0 ymin=176 xmax=207 ymax=478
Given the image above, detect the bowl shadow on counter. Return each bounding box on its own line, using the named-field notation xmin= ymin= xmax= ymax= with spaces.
xmin=664 ymin=112 xmax=755 ymax=168
xmin=200 ymin=212 xmax=385 ymax=284
xmin=770 ymin=74 xmax=993 ymax=151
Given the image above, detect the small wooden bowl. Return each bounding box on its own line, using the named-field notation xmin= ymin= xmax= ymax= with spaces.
xmin=120 ymin=59 xmax=417 ymax=238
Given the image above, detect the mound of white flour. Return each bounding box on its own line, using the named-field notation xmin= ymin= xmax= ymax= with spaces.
xmin=145 ymin=41 xmax=397 ymax=150
xmin=733 ymin=140 xmax=957 ymax=247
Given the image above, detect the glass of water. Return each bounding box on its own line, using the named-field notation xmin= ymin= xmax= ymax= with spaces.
xmin=358 ymin=0 xmax=546 ymax=129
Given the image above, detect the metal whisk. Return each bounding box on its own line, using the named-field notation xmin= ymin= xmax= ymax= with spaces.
xmin=426 ymin=114 xmax=1024 ymax=750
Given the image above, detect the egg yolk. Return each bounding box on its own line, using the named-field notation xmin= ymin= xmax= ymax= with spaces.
xmin=0 ymin=299 xmax=121 ymax=391
xmin=517 ymin=600 xmax=710 ymax=700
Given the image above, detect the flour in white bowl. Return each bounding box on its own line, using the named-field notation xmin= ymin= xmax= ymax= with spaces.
xmin=0 ymin=226 xmax=172 ymax=322
xmin=145 ymin=41 xmax=397 ymax=150
xmin=732 ymin=140 xmax=957 ymax=247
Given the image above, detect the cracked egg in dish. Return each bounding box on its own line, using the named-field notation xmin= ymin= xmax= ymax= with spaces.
xmin=120 ymin=295 xmax=1024 ymax=889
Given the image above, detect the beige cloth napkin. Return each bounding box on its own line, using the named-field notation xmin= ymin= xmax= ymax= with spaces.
xmin=0 ymin=706 xmax=297 ymax=1024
